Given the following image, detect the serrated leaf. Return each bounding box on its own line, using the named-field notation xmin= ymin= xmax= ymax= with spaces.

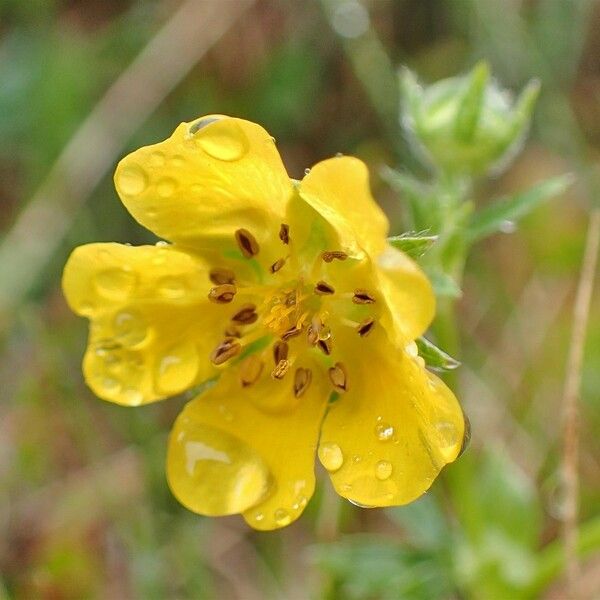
xmin=427 ymin=269 xmax=462 ymax=298
xmin=387 ymin=232 xmax=438 ymax=258
xmin=416 ymin=337 xmax=461 ymax=371
xmin=467 ymin=174 xmax=573 ymax=242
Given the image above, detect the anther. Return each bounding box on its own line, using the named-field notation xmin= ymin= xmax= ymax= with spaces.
xmin=294 ymin=368 xmax=312 ymax=398
xmin=317 ymin=338 xmax=332 ymax=356
xmin=240 ymin=355 xmax=264 ymax=387
xmin=279 ymin=223 xmax=290 ymax=245
xmin=208 ymin=284 xmax=236 ymax=304
xmin=209 ymin=267 xmax=235 ymax=285
xmin=357 ymin=317 xmax=376 ymax=337
xmin=231 ymin=303 xmax=258 ymax=325
xmin=235 ymin=228 xmax=260 ymax=258
xmin=272 ymin=359 xmax=290 ymax=379
xmin=328 ymin=362 xmax=348 ymax=392
xmin=270 ymin=258 xmax=286 ymax=273
xmin=307 ymin=315 xmax=322 ymax=345
xmin=322 ymin=250 xmax=348 ymax=263
xmin=314 ymin=280 xmax=335 ymax=295
xmin=352 ymin=289 xmax=376 ymax=304
xmin=281 ymin=325 xmax=302 ymax=341
xmin=273 ymin=341 xmax=289 ymax=364
xmin=210 ymin=338 xmax=241 ymax=365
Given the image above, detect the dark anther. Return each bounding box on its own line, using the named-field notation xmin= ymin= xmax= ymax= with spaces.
xmin=314 ymin=280 xmax=335 ymax=295
xmin=328 ymin=362 xmax=348 ymax=392
xmin=279 ymin=223 xmax=290 ymax=245
xmin=240 ymin=355 xmax=264 ymax=387
xmin=321 ymin=251 xmax=348 ymax=263
xmin=209 ymin=267 xmax=235 ymax=285
xmin=357 ymin=317 xmax=375 ymax=337
xmin=294 ymin=368 xmax=312 ymax=398
xmin=273 ymin=341 xmax=289 ymax=364
xmin=281 ymin=325 xmax=302 ymax=341
xmin=272 ymin=359 xmax=290 ymax=379
xmin=352 ymin=289 xmax=376 ymax=304
xmin=210 ymin=338 xmax=241 ymax=365
xmin=317 ymin=338 xmax=332 ymax=356
xmin=235 ymin=228 xmax=260 ymax=258
xmin=231 ymin=303 xmax=258 ymax=325
xmin=208 ymin=284 xmax=236 ymax=304
xmin=270 ymin=258 xmax=285 ymax=274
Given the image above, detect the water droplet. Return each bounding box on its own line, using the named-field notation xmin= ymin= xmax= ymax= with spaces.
xmin=335 ymin=152 xmax=344 ymax=158
xmin=304 ymin=167 xmax=311 ymax=175
xmin=78 ymin=302 xmax=95 ymax=316
xmin=156 ymin=342 xmax=199 ymax=395
xmin=292 ymin=496 xmax=307 ymax=510
xmin=341 ymin=483 xmax=353 ymax=492
xmin=274 ymin=508 xmax=291 ymax=526
xmin=170 ymin=155 xmax=185 ymax=168
xmin=318 ymin=442 xmax=344 ymax=472
xmin=116 ymin=165 xmax=148 ymax=196
xmin=352 ymin=455 xmax=362 ymax=463
xmin=435 ymin=421 xmax=461 ymax=461
xmin=169 ymin=422 xmax=272 ymax=515
xmin=158 ymin=276 xmax=187 ymax=299
xmin=375 ymin=422 xmax=394 ymax=441
xmin=499 ymin=219 xmax=517 ymax=233
xmin=122 ymin=388 xmax=143 ymax=406
xmin=148 ymin=151 xmax=165 ymax=167
xmin=348 ymin=499 xmax=375 ymax=508
xmin=98 ymin=376 xmax=120 ymax=393
xmin=156 ymin=177 xmax=178 ymax=198
xmin=194 ymin=119 xmax=249 ymax=161
xmin=113 ymin=311 xmax=148 ymax=346
xmin=155 ymin=240 xmax=169 ymax=247
xmin=255 ymin=513 xmax=264 ymax=522
xmin=94 ymin=268 xmax=137 ymax=300
xmin=375 ymin=460 xmax=393 ymax=480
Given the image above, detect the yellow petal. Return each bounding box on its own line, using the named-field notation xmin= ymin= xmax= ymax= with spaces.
xmin=376 ymin=245 xmax=436 ymax=343
xmin=319 ymin=328 xmax=465 ymax=507
xmin=167 ymin=362 xmax=329 ymax=529
xmin=62 ymin=243 xmax=223 ymax=405
xmin=298 ymin=156 xmax=389 ymax=257
xmin=114 ymin=116 xmax=293 ymax=253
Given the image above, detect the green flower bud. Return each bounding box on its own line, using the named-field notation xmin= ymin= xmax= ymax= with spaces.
xmin=400 ymin=61 xmax=539 ymax=176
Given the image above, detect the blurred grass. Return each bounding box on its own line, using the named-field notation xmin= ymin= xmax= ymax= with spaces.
xmin=1 ymin=0 xmax=599 ymax=598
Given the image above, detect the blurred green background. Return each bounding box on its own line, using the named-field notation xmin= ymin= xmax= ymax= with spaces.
xmin=0 ymin=0 xmax=599 ymax=598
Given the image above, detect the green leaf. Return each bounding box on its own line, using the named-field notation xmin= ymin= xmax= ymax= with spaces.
xmin=387 ymin=232 xmax=439 ymax=258
xmin=416 ymin=337 xmax=461 ymax=371
xmin=467 ymin=174 xmax=573 ymax=242
xmin=427 ymin=269 xmax=462 ymax=298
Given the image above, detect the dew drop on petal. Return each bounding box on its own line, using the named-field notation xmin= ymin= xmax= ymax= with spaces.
xmin=375 ymin=422 xmax=394 ymax=441
xmin=194 ymin=119 xmax=249 ymax=162
xmin=148 ymin=151 xmax=165 ymax=167
xmin=318 ymin=442 xmax=344 ymax=472
xmin=94 ymin=268 xmax=137 ymax=300
xmin=116 ymin=165 xmax=148 ymax=196
xmin=98 ymin=376 xmax=120 ymax=393
xmin=157 ymin=276 xmax=187 ymax=299
xmin=435 ymin=421 xmax=460 ymax=461
xmin=169 ymin=421 xmax=272 ymax=515
xmin=121 ymin=388 xmax=143 ymax=406
xmin=156 ymin=342 xmax=199 ymax=395
xmin=113 ymin=310 xmax=149 ymax=346
xmin=375 ymin=460 xmax=393 ymax=481
xmin=156 ymin=177 xmax=178 ymax=198
xmin=274 ymin=508 xmax=291 ymax=526
xmin=255 ymin=513 xmax=265 ymax=522
xmin=348 ymin=498 xmax=375 ymax=508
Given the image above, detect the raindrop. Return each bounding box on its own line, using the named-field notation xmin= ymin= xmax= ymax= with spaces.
xmin=255 ymin=513 xmax=265 ymax=522
xmin=148 ymin=151 xmax=165 ymax=167
xmin=304 ymin=168 xmax=311 ymax=175
xmin=113 ymin=311 xmax=148 ymax=346
xmin=318 ymin=442 xmax=344 ymax=472
xmin=331 ymin=1 xmax=370 ymax=39
xmin=115 ymin=165 xmax=148 ymax=196
xmin=156 ymin=342 xmax=199 ymax=395
xmin=98 ymin=376 xmax=120 ymax=393
xmin=170 ymin=155 xmax=186 ymax=168
xmin=94 ymin=268 xmax=137 ymax=300
xmin=156 ymin=177 xmax=178 ymax=198
xmin=122 ymin=388 xmax=143 ymax=406
xmin=435 ymin=421 xmax=461 ymax=461
xmin=375 ymin=422 xmax=394 ymax=441
xmin=375 ymin=460 xmax=393 ymax=481
xmin=194 ymin=119 xmax=249 ymax=162
xmin=499 ymin=220 xmax=517 ymax=233
xmin=169 ymin=421 xmax=272 ymax=515
xmin=158 ymin=276 xmax=187 ymax=299
xmin=274 ymin=508 xmax=292 ymax=526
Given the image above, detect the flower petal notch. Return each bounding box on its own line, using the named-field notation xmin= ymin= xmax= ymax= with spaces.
xmin=63 ymin=114 xmax=466 ymax=529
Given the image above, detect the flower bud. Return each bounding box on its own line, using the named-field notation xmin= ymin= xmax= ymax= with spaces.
xmin=400 ymin=61 xmax=539 ymax=176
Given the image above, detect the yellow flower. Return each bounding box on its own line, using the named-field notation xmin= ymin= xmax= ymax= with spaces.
xmin=62 ymin=115 xmax=466 ymax=530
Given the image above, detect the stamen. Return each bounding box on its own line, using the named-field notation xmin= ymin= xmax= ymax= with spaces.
xmin=235 ymin=228 xmax=260 ymax=258
xmin=210 ymin=338 xmax=241 ymax=365
xmin=240 ymin=354 xmax=264 ymax=387
xmin=328 ymin=362 xmax=348 ymax=392
xmin=294 ymin=368 xmax=312 ymax=397
xmin=270 ymin=258 xmax=286 ymax=273
xmin=317 ymin=338 xmax=332 ymax=356
xmin=357 ymin=317 xmax=376 ymax=337
xmin=272 ymin=359 xmax=290 ymax=379
xmin=281 ymin=325 xmax=303 ymax=341
xmin=209 ymin=267 xmax=235 ymax=285
xmin=279 ymin=223 xmax=290 ymax=244
xmin=353 ymin=289 xmax=376 ymax=304
xmin=314 ymin=280 xmax=335 ymax=295
xmin=273 ymin=341 xmax=289 ymax=364
xmin=208 ymin=284 xmax=236 ymax=304
xmin=231 ymin=303 xmax=258 ymax=325
xmin=322 ymin=250 xmax=348 ymax=263
xmin=307 ymin=315 xmax=322 ymax=345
